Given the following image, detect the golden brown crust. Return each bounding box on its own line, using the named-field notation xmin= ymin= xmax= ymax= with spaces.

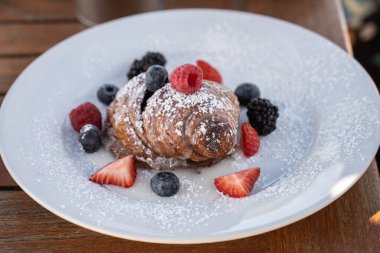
xmin=103 ymin=73 xmax=239 ymax=169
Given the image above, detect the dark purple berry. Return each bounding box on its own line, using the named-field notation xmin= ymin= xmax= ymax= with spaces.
xmin=97 ymin=84 xmax=119 ymax=105
xmin=127 ymin=52 xmax=166 ymax=79
xmin=235 ymin=83 xmax=260 ymax=106
xmin=79 ymin=124 xmax=101 ymax=153
xmin=150 ymin=172 xmax=180 ymax=197
xmin=145 ymin=65 xmax=168 ymax=93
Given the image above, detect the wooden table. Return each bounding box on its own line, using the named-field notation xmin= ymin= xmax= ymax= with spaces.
xmin=0 ymin=0 xmax=379 ymax=252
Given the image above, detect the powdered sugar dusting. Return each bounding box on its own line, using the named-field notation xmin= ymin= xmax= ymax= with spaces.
xmin=145 ymin=82 xmax=235 ymax=119
xmin=108 ymin=72 xmax=239 ymax=168
xmin=8 ymin=13 xmax=380 ymax=238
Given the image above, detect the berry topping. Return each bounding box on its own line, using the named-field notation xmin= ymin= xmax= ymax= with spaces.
xmin=214 ymin=167 xmax=260 ymax=198
xmin=145 ymin=65 xmax=168 ymax=93
xmin=169 ymin=64 xmax=203 ymax=94
xmin=97 ymin=84 xmax=119 ymax=105
xmin=150 ymin=172 xmax=180 ymax=197
xmin=235 ymin=83 xmax=261 ymax=106
xmin=90 ymin=155 xmax=136 ymax=188
xmin=79 ymin=124 xmax=101 ymax=153
xmin=241 ymin=122 xmax=260 ymax=157
xmin=247 ymin=98 xmax=279 ymax=136
xmin=127 ymin=52 xmax=166 ymax=79
xmin=196 ymin=59 xmax=223 ymax=84
xmin=69 ymin=102 xmax=102 ymax=132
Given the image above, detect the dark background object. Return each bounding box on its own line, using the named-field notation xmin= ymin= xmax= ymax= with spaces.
xmin=345 ymin=0 xmax=380 ymax=164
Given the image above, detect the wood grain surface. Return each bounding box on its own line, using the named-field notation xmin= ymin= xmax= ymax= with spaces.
xmin=0 ymin=57 xmax=35 ymax=94
xmin=0 ymin=0 xmax=379 ymax=252
xmin=0 ymin=0 xmax=76 ymax=22
xmin=0 ymin=23 xmax=84 ymax=56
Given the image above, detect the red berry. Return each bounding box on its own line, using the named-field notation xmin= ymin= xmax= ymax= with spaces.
xmin=196 ymin=60 xmax=222 ymax=84
xmin=241 ymin=122 xmax=260 ymax=157
xmin=169 ymin=64 xmax=203 ymax=94
xmin=69 ymin=102 xmax=102 ymax=132
xmin=214 ymin=168 xmax=260 ymax=198
xmin=90 ymin=155 xmax=136 ymax=188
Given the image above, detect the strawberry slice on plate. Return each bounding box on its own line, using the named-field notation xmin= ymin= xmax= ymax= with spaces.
xmin=196 ymin=59 xmax=223 ymax=84
xmin=241 ymin=122 xmax=260 ymax=157
xmin=90 ymin=155 xmax=136 ymax=188
xmin=214 ymin=167 xmax=260 ymax=198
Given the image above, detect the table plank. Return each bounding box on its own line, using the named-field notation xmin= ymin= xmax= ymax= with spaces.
xmin=0 ymin=56 xmax=35 ymax=94
xmin=0 ymin=23 xmax=85 ymax=56
xmin=0 ymin=156 xmax=17 ymax=188
xmin=164 ymin=0 xmax=350 ymax=53
xmin=0 ymin=163 xmax=378 ymax=252
xmin=163 ymin=0 xmax=243 ymax=10
xmin=245 ymin=0 xmax=352 ymax=54
xmin=0 ymin=0 xmax=76 ymax=22
xmin=0 ymin=95 xmax=17 ymax=187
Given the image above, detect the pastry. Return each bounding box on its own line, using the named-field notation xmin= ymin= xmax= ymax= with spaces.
xmin=104 ymin=72 xmax=240 ymax=169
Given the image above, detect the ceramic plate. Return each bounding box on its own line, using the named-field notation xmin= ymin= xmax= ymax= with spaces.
xmin=1 ymin=9 xmax=379 ymax=244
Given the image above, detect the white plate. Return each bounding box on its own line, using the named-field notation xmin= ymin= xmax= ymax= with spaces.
xmin=1 ymin=9 xmax=380 ymax=244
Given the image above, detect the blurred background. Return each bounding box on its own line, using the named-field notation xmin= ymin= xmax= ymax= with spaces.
xmin=345 ymin=0 xmax=380 ymax=94
xmin=343 ymin=0 xmax=380 ymax=163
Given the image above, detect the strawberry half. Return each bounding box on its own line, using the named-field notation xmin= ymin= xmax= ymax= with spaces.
xmin=214 ymin=168 xmax=260 ymax=198
xmin=196 ymin=60 xmax=223 ymax=84
xmin=241 ymin=122 xmax=260 ymax=157
xmin=90 ymin=155 xmax=136 ymax=188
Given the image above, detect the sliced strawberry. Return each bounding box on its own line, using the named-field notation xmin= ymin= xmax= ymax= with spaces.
xmin=90 ymin=155 xmax=136 ymax=188
xmin=169 ymin=64 xmax=203 ymax=94
xmin=69 ymin=102 xmax=102 ymax=132
xmin=214 ymin=167 xmax=260 ymax=198
xmin=241 ymin=122 xmax=260 ymax=157
xmin=196 ymin=60 xmax=223 ymax=84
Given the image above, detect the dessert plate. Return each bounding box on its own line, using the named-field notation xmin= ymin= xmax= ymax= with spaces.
xmin=0 ymin=9 xmax=380 ymax=244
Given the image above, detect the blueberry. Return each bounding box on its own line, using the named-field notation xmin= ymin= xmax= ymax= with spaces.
xmin=145 ymin=65 xmax=168 ymax=93
xmin=79 ymin=124 xmax=101 ymax=153
xmin=97 ymin=84 xmax=119 ymax=105
xmin=150 ymin=172 xmax=180 ymax=197
xmin=234 ymin=83 xmax=261 ymax=106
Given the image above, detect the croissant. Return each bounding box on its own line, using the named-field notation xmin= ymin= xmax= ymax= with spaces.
xmin=104 ymin=73 xmax=240 ymax=169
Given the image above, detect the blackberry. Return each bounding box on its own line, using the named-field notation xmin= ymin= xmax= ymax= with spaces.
xmin=247 ymin=98 xmax=279 ymax=136
xmin=127 ymin=52 xmax=166 ymax=79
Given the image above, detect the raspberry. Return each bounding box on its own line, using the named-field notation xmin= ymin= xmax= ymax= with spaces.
xmin=241 ymin=122 xmax=260 ymax=157
xmin=69 ymin=102 xmax=102 ymax=132
xmin=196 ymin=60 xmax=223 ymax=84
xmin=169 ymin=64 xmax=203 ymax=94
